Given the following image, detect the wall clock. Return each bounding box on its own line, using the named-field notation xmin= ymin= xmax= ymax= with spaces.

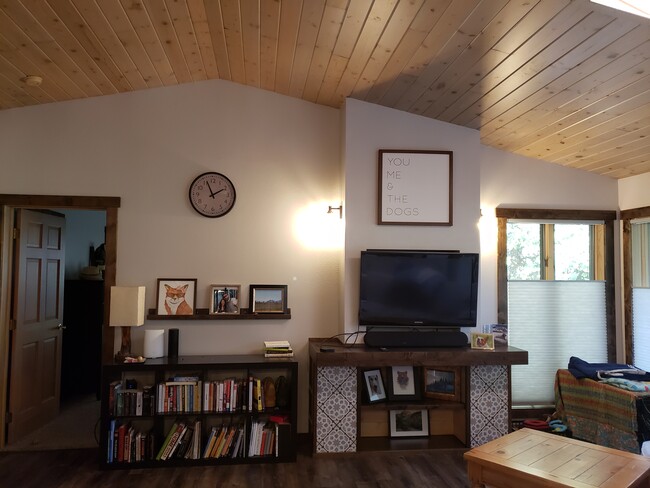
xmin=188 ymin=172 xmax=236 ymax=218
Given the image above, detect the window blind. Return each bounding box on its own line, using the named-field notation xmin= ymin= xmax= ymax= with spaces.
xmin=508 ymin=280 xmax=607 ymax=405
xmin=632 ymin=287 xmax=650 ymax=371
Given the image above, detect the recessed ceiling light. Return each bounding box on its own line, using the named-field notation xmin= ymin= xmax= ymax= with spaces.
xmin=591 ymin=0 xmax=650 ymax=19
xmin=21 ymin=75 xmax=43 ymax=87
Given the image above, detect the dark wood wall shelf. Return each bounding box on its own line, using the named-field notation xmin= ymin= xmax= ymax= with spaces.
xmin=146 ymin=308 xmax=291 ymax=320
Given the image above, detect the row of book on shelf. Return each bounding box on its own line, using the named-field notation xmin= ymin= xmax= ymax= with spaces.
xmin=109 ymin=374 xmax=287 ymax=416
xmin=107 ymin=416 xmax=291 ymax=464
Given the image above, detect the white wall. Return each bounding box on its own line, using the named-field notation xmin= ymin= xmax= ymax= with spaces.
xmin=342 ymin=99 xmax=481 ymax=335
xmin=618 ymin=173 xmax=650 ymax=210
xmin=0 ymin=79 xmax=341 ymax=432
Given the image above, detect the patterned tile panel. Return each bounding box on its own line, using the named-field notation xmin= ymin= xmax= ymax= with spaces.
xmin=470 ymin=365 xmax=510 ymax=447
xmin=315 ymin=366 xmax=358 ymax=453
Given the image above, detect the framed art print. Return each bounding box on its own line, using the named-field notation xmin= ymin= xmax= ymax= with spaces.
xmin=423 ymin=367 xmax=462 ymax=402
xmin=389 ymin=409 xmax=429 ymax=438
xmin=362 ymin=369 xmax=387 ymax=404
xmin=249 ymin=284 xmax=288 ymax=314
xmin=156 ymin=278 xmax=197 ymax=316
xmin=387 ymin=365 xmax=421 ymax=401
xmin=378 ymin=150 xmax=453 ymax=226
xmin=471 ymin=332 xmax=495 ymax=350
xmin=210 ymin=284 xmax=241 ymax=315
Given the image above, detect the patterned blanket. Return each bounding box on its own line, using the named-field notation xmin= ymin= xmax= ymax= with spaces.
xmin=555 ymin=369 xmax=650 ymax=453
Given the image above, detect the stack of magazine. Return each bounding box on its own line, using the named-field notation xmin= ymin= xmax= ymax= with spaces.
xmin=264 ymin=341 xmax=293 ymax=358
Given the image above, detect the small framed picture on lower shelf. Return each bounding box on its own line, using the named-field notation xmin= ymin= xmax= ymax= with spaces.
xmin=362 ymin=369 xmax=387 ymax=404
xmin=389 ymin=409 xmax=429 ymax=438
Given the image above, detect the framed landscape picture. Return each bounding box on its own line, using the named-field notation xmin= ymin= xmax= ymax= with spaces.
xmin=389 ymin=409 xmax=429 ymax=438
xmin=249 ymin=284 xmax=288 ymax=314
xmin=423 ymin=367 xmax=461 ymax=402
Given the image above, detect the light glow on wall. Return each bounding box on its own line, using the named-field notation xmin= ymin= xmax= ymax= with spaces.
xmin=591 ymin=0 xmax=650 ymax=19
xmin=478 ymin=207 xmax=498 ymax=258
xmin=293 ymin=201 xmax=344 ymax=251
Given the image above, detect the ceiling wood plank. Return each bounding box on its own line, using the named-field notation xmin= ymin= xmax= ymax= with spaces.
xmin=259 ymin=0 xmax=280 ymax=91
xmin=351 ymin=0 xmax=425 ymax=101
xmin=426 ymin=0 xmax=568 ymax=121
xmin=241 ymin=0 xmax=261 ymax=87
xmin=302 ymin=1 xmax=347 ymax=102
xmin=220 ymin=0 xmax=246 ymax=84
xmin=483 ymin=30 xmax=650 ymax=150
xmin=288 ymin=0 xmax=326 ymax=98
xmin=142 ymin=0 xmax=193 ymax=83
xmin=394 ymin=0 xmax=507 ymax=112
xmin=18 ymin=0 xmax=117 ymax=95
xmin=47 ymin=0 xmax=137 ymax=92
xmin=203 ymin=0 xmax=231 ymax=80
xmin=118 ymin=0 xmax=178 ymax=86
xmin=164 ymin=0 xmax=208 ymax=82
xmin=364 ymin=0 xmax=451 ymax=105
xmin=186 ymin=0 xmax=219 ymax=79
xmin=96 ymin=0 xmax=164 ymax=88
xmin=316 ymin=0 xmax=372 ymax=106
xmin=0 ymin=9 xmax=87 ymax=99
xmin=332 ymin=0 xmax=399 ymax=106
xmin=274 ymin=0 xmax=302 ymax=95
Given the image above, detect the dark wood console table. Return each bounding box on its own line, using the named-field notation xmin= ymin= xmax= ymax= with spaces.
xmin=308 ymin=338 xmax=528 ymax=455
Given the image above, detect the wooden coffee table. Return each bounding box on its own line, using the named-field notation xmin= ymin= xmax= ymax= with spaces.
xmin=464 ymin=428 xmax=650 ymax=488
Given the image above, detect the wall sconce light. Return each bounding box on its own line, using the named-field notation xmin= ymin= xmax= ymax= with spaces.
xmin=327 ymin=204 xmax=343 ymax=219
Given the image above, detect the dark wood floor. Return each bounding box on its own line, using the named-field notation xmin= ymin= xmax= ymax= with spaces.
xmin=0 ymin=447 xmax=471 ymax=488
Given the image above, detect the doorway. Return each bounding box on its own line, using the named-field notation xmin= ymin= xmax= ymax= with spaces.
xmin=0 ymin=195 xmax=120 ymax=449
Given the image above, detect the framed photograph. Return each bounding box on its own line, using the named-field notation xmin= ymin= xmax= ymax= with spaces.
xmin=209 ymin=284 xmax=241 ymax=315
xmin=378 ymin=150 xmax=453 ymax=226
xmin=249 ymin=284 xmax=288 ymax=314
xmin=423 ymin=367 xmax=462 ymax=402
xmin=389 ymin=409 xmax=429 ymax=438
xmin=387 ymin=365 xmax=421 ymax=401
xmin=471 ymin=332 xmax=495 ymax=350
xmin=362 ymin=369 xmax=387 ymax=404
xmin=156 ymin=278 xmax=197 ymax=316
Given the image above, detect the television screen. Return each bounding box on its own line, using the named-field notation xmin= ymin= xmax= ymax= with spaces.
xmin=359 ymin=250 xmax=479 ymax=328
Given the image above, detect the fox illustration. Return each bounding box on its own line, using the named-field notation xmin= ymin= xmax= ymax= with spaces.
xmin=163 ymin=284 xmax=193 ymax=315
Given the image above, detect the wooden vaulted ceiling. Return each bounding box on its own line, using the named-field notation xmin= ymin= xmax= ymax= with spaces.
xmin=1 ymin=0 xmax=649 ymax=179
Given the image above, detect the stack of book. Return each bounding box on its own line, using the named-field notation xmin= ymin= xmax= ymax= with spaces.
xmin=264 ymin=340 xmax=293 ymax=358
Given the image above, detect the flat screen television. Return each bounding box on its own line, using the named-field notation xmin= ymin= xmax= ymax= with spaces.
xmin=358 ymin=250 xmax=479 ymax=329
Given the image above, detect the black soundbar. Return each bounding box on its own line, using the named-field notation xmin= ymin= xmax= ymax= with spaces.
xmin=363 ymin=330 xmax=468 ymax=348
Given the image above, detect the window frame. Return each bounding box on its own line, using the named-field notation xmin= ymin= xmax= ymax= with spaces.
xmin=496 ymin=208 xmax=617 ymax=362
xmin=621 ymin=205 xmax=650 ymax=364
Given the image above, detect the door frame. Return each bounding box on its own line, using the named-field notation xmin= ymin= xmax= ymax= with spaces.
xmin=0 ymin=194 xmax=120 ymax=448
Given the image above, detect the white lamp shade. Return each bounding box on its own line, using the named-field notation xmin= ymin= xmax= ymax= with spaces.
xmin=109 ymin=286 xmax=146 ymax=327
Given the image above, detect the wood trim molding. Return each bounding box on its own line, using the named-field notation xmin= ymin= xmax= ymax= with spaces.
xmin=620 ymin=206 xmax=650 ymax=364
xmin=495 ymin=208 xmax=617 ymax=221
xmin=0 ymin=195 xmax=120 ymax=209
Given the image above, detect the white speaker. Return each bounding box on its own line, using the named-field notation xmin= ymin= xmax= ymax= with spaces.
xmin=143 ymin=329 xmax=165 ymax=358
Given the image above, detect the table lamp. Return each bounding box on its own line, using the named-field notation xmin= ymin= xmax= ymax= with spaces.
xmin=109 ymin=286 xmax=145 ymax=362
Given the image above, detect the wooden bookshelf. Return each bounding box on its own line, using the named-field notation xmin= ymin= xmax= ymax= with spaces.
xmin=100 ymin=355 xmax=297 ymax=469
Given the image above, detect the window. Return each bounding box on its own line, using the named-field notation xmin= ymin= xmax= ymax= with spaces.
xmin=622 ymin=208 xmax=650 ymax=371
xmin=497 ymin=209 xmax=616 ymax=407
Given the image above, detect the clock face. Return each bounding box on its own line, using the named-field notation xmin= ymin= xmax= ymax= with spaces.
xmin=188 ymin=172 xmax=236 ymax=218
